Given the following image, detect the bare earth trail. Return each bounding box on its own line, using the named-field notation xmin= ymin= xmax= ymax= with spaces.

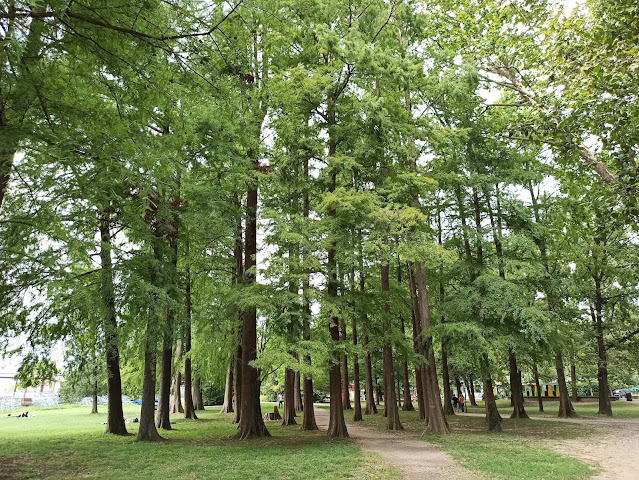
xmin=313 ymin=407 xmax=472 ymax=480
xmin=461 ymin=412 xmax=639 ymax=479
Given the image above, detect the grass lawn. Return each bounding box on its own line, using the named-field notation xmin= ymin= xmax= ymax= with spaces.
xmin=0 ymin=403 xmax=397 ymax=480
xmin=345 ymin=406 xmax=596 ymax=480
xmin=465 ymin=398 xmax=639 ymax=418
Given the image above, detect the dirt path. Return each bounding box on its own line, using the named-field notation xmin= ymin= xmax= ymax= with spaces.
xmin=460 ymin=412 xmax=639 ymax=479
xmin=313 ymin=408 xmax=470 ymax=480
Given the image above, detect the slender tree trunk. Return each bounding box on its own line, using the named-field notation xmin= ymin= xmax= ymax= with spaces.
xmin=570 ymin=363 xmax=578 ymax=403
xmin=363 ymin=333 xmax=377 ymax=415
xmin=170 ymin=338 xmax=184 ymax=415
xmin=556 ymin=352 xmax=578 ymax=418
xmin=193 ymin=376 xmax=204 ymax=411
xmin=509 ymin=348 xmax=528 ymax=418
xmin=183 ymin=260 xmax=197 ymax=420
xmin=398 ymin=264 xmax=414 ymax=412
xmin=294 ymin=370 xmax=303 ymax=412
xmin=533 ymin=362 xmax=544 ymax=412
xmin=455 ymin=376 xmax=463 ymax=398
xmin=232 ymin=335 xmax=242 ymax=422
xmin=99 ymin=211 xmax=127 ymax=435
xmin=300 ymin=150 xmax=317 ymax=431
xmin=441 ymin=346 xmax=454 ymax=416
xmin=593 ymin=277 xmax=612 ymax=416
xmin=138 ymin=315 xmax=162 ymax=441
xmin=408 ymin=269 xmax=426 ymax=420
xmin=235 ymin=180 xmax=269 ymax=439
xmin=414 ymin=262 xmax=449 ymax=433
xmin=170 ymin=370 xmax=183 ymax=414
xmin=282 ymin=366 xmax=297 ymax=425
xmin=352 ymin=314 xmax=363 ymax=421
xmin=91 ymin=367 xmax=98 ymax=414
xmin=340 ymin=320 xmax=352 ymax=410
xmin=468 ymin=374 xmax=478 ymax=406
xmin=221 ymin=361 xmax=234 ymax=414
xmin=381 ymin=259 xmax=402 ymax=430
xmin=156 ymin=330 xmax=173 ymax=430
xmin=480 ymin=353 xmax=502 ymax=432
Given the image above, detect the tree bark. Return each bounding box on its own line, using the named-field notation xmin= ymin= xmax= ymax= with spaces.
xmin=571 ymin=363 xmax=578 ymax=403
xmin=91 ymin=368 xmax=98 ymax=414
xmin=408 ymin=269 xmax=426 ymax=420
xmin=193 ymin=376 xmax=204 ymax=411
xmin=138 ymin=314 xmax=163 ymax=441
xmin=556 ymin=352 xmax=578 ymax=418
xmin=441 ymin=345 xmax=454 ymax=416
xmin=232 ymin=336 xmax=242 ymax=422
xmin=169 ymin=337 xmax=183 ymax=414
xmin=294 ymin=370 xmax=303 ymax=412
xmin=235 ymin=180 xmax=269 ymax=439
xmin=156 ymin=331 xmax=173 ymax=430
xmin=352 ymin=314 xmax=363 ymax=421
xmin=381 ymin=260 xmax=403 ymax=430
xmin=533 ymin=361 xmax=544 ymax=412
xmin=480 ymin=353 xmax=502 ymax=432
xmin=363 ymin=333 xmax=377 ymax=415
xmin=220 ymin=361 xmax=234 ymax=414
xmin=282 ymin=366 xmax=297 ymax=425
xmin=341 ymin=320 xmax=352 ymax=410
xmin=414 ymin=262 xmax=449 ymax=433
xmin=509 ymin=348 xmax=528 ymax=418
xmin=593 ymin=274 xmax=612 ymax=416
xmin=183 ymin=258 xmax=197 ymax=420
xmin=468 ymin=374 xmax=478 ymax=406
xmin=99 ymin=211 xmax=127 ymax=435
xmin=0 ymin=105 xmax=16 ymax=213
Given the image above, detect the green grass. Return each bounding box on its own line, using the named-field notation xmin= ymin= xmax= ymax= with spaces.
xmin=345 ymin=407 xmax=596 ymax=480
xmin=465 ymin=398 xmax=639 ymax=418
xmin=0 ymin=404 xmax=397 ymax=480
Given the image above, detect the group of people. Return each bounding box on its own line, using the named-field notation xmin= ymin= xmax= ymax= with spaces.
xmin=451 ymin=394 xmax=465 ymax=412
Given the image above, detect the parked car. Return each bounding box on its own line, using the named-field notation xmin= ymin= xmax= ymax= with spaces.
xmin=613 ymin=389 xmax=632 ymax=400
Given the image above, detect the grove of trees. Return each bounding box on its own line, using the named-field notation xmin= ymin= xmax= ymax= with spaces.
xmin=1 ymin=0 xmax=638 ymax=440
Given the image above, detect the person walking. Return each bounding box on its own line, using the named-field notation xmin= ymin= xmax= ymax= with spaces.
xmin=452 ymin=394 xmax=458 ymax=412
xmin=277 ymin=392 xmax=283 ymax=408
xmin=458 ymin=393 xmax=465 ymax=413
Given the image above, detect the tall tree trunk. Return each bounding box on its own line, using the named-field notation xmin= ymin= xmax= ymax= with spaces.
xmin=508 ymin=348 xmax=528 ymax=418
xmin=193 ymin=376 xmax=204 ymax=411
xmin=397 ymin=265 xmax=414 ymax=412
xmin=183 ymin=260 xmax=197 ymax=420
xmin=571 ymin=363 xmax=578 ymax=404
xmin=221 ymin=361 xmax=234 ymax=414
xmin=170 ymin=370 xmax=183 ymax=414
xmin=156 ymin=329 xmax=173 ymax=430
xmin=228 ymin=192 xmax=243 ymax=419
xmin=381 ymin=259 xmax=403 ymax=430
xmin=235 ymin=180 xmax=269 ymax=439
xmin=91 ymin=365 xmax=98 ymax=414
xmin=282 ymin=366 xmax=297 ymax=426
xmin=414 ymin=262 xmax=449 ymax=433
xmin=341 ymin=320 xmax=352 ymax=410
xmin=363 ymin=333 xmax=377 ymax=415
xmin=441 ymin=346 xmax=454 ymax=416
xmin=593 ymin=274 xmax=612 ymax=416
xmin=455 ymin=376 xmax=463 ymax=398
xmin=408 ymin=269 xmax=426 ymax=420
xmin=480 ymin=353 xmax=502 ymax=432
xmin=352 ymin=313 xmax=363 ymax=421
xmin=326 ymin=121 xmax=348 ymax=436
xmin=556 ymin=352 xmax=578 ymax=418
xmin=468 ymin=375 xmax=478 ymax=406
xmin=170 ymin=338 xmax=184 ymax=414
xmin=294 ymin=370 xmax=303 ymax=412
xmin=99 ymin=211 xmax=127 ymax=435
xmin=300 ymin=150 xmax=317 ymax=431
xmin=138 ymin=314 xmax=162 ymax=441
xmin=533 ymin=362 xmax=544 ymax=412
